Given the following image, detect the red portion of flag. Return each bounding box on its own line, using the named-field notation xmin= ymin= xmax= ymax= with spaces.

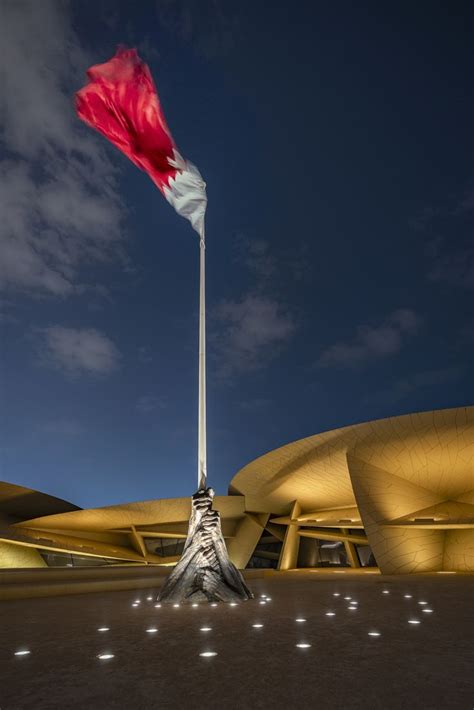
xmin=75 ymin=47 xmax=177 ymax=194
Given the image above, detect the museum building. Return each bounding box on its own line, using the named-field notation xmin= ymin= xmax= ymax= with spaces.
xmin=1 ymin=406 xmax=473 ymax=576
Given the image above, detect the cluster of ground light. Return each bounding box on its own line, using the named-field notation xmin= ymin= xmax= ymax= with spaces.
xmin=11 ymin=586 xmax=436 ymax=661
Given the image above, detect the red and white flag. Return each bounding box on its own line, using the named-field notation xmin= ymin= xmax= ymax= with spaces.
xmin=75 ymin=47 xmax=207 ymax=235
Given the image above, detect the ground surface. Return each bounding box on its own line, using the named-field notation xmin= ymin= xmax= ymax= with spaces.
xmin=1 ymin=571 xmax=473 ymax=710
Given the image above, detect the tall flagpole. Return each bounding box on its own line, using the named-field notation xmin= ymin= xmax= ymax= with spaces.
xmin=77 ymin=47 xmax=252 ymax=603
xmin=198 ymin=226 xmax=207 ymax=490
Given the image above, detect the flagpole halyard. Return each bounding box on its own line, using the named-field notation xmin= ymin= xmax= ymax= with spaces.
xmin=198 ymin=225 xmax=207 ymax=490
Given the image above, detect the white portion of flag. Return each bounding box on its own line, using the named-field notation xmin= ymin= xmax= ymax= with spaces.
xmin=164 ymin=150 xmax=207 ymax=236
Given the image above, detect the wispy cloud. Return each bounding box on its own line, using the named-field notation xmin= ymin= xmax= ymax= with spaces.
xmin=233 ymin=233 xmax=311 ymax=285
xmin=285 ymin=242 xmax=312 ymax=282
xmin=37 ymin=418 xmax=85 ymax=437
xmin=137 ymin=346 xmax=153 ymax=364
xmin=214 ymin=234 xmax=298 ymax=379
xmin=453 ymin=187 xmax=474 ymax=216
xmin=214 ymin=294 xmax=296 ymax=377
xmin=428 ymin=242 xmax=474 ymax=288
xmin=318 ymin=309 xmax=421 ymax=368
xmin=388 ymin=366 xmax=463 ymax=401
xmin=156 ymin=0 xmax=240 ymax=59
xmin=0 ymin=298 xmax=18 ymax=323
xmin=136 ymin=395 xmax=167 ymax=413
xmin=38 ymin=326 xmax=121 ymax=376
xmin=238 ymin=397 xmax=272 ymax=411
xmin=0 ymin=0 xmax=126 ymax=298
xmin=365 ymin=366 xmax=463 ymax=406
xmin=234 ymin=235 xmax=277 ymax=282
xmin=411 ymin=188 xmax=474 ymax=289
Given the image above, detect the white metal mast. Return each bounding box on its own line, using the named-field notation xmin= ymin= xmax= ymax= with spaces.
xmin=197 ymin=227 xmax=207 ymax=490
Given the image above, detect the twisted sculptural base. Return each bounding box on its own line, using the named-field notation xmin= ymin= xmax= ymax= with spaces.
xmin=157 ymin=487 xmax=253 ymax=603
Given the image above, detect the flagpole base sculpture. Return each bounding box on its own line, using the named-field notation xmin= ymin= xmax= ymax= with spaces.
xmin=158 ymin=488 xmax=252 ymax=603
xmin=76 ymin=47 xmax=253 ymax=604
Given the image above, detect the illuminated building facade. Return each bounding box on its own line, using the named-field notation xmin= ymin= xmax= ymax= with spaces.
xmin=1 ymin=406 xmax=473 ymax=574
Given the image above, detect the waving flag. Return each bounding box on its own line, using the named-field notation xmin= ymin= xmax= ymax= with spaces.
xmin=75 ymin=47 xmax=207 ymax=235
xmin=76 ymin=45 xmax=209 ymax=494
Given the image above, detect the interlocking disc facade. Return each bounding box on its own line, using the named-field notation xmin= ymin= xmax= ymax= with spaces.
xmin=1 ymin=406 xmax=473 ymax=574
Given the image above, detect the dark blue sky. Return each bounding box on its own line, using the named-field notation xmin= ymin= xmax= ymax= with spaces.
xmin=0 ymin=0 xmax=472 ymax=508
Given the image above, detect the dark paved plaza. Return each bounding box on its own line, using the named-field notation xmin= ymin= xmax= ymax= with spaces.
xmin=1 ymin=571 xmax=473 ymax=709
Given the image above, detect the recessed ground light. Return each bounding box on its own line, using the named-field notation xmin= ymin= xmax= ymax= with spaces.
xmin=382 ymin=590 xmax=390 ymax=594
xmin=265 ymin=597 xmax=272 ymax=601
xmin=325 ymin=612 xmax=336 ymax=617
xmin=147 ymin=596 xmax=153 ymax=601
xmin=134 ymin=599 xmax=141 ymax=604
xmin=368 ymin=632 xmax=381 ymax=637
xmin=200 ymin=627 xmax=212 ymax=632
xmin=146 ymin=628 xmax=158 ymax=633
xmin=97 ymin=653 xmax=115 ymax=660
xmin=422 ymin=609 xmax=434 ymax=613
xmin=348 ymin=606 xmax=357 ymax=611
xmin=14 ymin=650 xmax=30 ymax=656
xmin=210 ymin=603 xmax=217 ymax=607
xmin=173 ymin=604 xmax=180 ymax=608
xmin=252 ymin=623 xmax=264 ymax=628
xmin=408 ymin=619 xmax=421 ymax=625
xmin=192 ymin=604 xmax=198 ymax=608
xmin=154 ymin=604 xmax=161 ymax=609
xmin=437 ymin=570 xmax=456 ymax=574
xmin=333 ymin=593 xmax=340 ymax=597
xmin=97 ymin=627 xmax=110 ymax=632
xmin=229 ymin=603 xmax=237 ymax=607
xmin=296 ymin=643 xmax=311 ymax=649
xmin=132 ymin=603 xmax=139 ymax=607
xmin=404 ymin=594 xmax=412 ymax=599
xmin=295 ymin=618 xmax=306 ymax=623
xmin=260 ymin=594 xmax=267 ymax=598
xmin=259 ymin=601 xmax=267 ymax=605
xmin=199 ymin=651 xmax=217 ymax=657
xmin=418 ymin=601 xmax=428 ymax=606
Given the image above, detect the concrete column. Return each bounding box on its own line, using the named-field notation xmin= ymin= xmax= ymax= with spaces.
xmin=225 ymin=513 xmax=269 ymax=569
xmin=278 ymin=501 xmax=301 ymax=571
xmin=342 ymin=529 xmax=360 ymax=568
xmin=129 ymin=525 xmax=148 ymax=561
xmin=297 ymin=535 xmax=320 ymax=568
